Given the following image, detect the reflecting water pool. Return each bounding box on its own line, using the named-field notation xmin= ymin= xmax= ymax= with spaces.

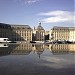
xmin=0 ymin=43 xmax=75 ymax=75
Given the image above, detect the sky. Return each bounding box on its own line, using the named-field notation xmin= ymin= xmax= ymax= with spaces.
xmin=0 ymin=0 xmax=74 ymax=30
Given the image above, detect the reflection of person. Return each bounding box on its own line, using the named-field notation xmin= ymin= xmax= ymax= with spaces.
xmin=37 ymin=51 xmax=42 ymax=59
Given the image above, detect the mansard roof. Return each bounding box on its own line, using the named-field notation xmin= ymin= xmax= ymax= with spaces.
xmin=0 ymin=23 xmax=32 ymax=29
xmin=0 ymin=23 xmax=11 ymax=29
xmin=52 ymin=26 xmax=75 ymax=30
xmin=11 ymin=24 xmax=32 ymax=29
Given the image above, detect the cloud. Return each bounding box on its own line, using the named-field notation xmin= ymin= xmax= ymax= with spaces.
xmin=38 ymin=10 xmax=74 ymax=23
xmin=14 ymin=0 xmax=40 ymax=4
xmin=41 ymin=56 xmax=74 ymax=69
xmin=24 ymin=0 xmax=40 ymax=4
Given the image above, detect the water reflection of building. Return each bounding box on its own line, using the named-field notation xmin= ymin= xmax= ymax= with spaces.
xmin=32 ymin=44 xmax=45 ymax=58
xmin=10 ymin=43 xmax=32 ymax=55
xmin=0 ymin=44 xmax=18 ymax=56
xmin=45 ymin=44 xmax=52 ymax=51
xmin=0 ymin=43 xmax=32 ymax=56
xmin=68 ymin=44 xmax=75 ymax=52
xmin=50 ymin=44 xmax=75 ymax=54
xmin=0 ymin=43 xmax=45 ymax=56
xmin=0 ymin=43 xmax=75 ymax=56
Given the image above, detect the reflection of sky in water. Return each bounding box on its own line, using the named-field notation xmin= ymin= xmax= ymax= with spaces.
xmin=40 ymin=54 xmax=74 ymax=69
xmin=0 ymin=44 xmax=75 ymax=75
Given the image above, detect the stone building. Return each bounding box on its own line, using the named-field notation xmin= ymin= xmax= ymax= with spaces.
xmin=0 ymin=23 xmax=32 ymax=41
xmin=11 ymin=25 xmax=32 ymax=41
xmin=49 ymin=26 xmax=75 ymax=42
xmin=33 ymin=22 xmax=45 ymax=41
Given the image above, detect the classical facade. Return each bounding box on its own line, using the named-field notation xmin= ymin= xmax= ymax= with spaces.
xmin=0 ymin=23 xmax=75 ymax=42
xmin=11 ymin=25 xmax=32 ymax=41
xmin=49 ymin=26 xmax=75 ymax=42
xmin=69 ymin=27 xmax=75 ymax=42
xmin=33 ymin=22 xmax=45 ymax=41
xmin=0 ymin=23 xmax=32 ymax=41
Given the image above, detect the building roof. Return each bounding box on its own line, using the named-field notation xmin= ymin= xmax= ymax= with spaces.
xmin=0 ymin=23 xmax=32 ymax=30
xmin=52 ymin=26 xmax=75 ymax=30
xmin=37 ymin=22 xmax=44 ymax=30
xmin=11 ymin=25 xmax=32 ymax=29
xmin=0 ymin=23 xmax=11 ymax=29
